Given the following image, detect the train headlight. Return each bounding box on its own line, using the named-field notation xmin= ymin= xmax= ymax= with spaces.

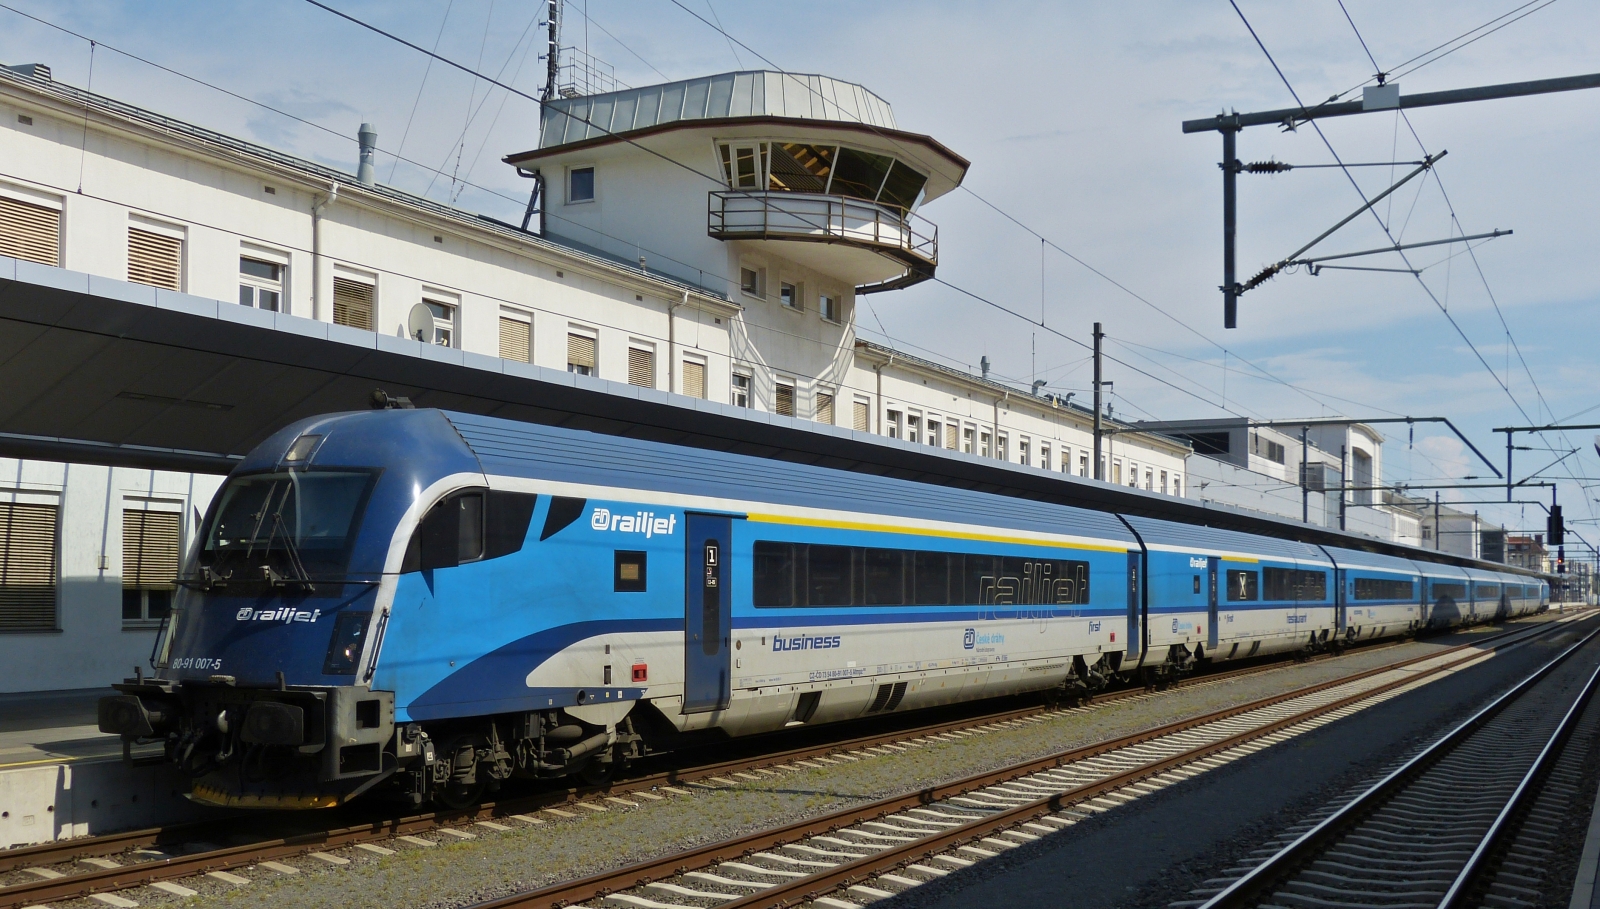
xmin=242 ymin=702 xmax=305 ymax=746
xmin=322 ymin=611 xmax=372 ymax=675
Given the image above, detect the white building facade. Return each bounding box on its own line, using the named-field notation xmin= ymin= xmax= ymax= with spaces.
xmin=0 ymin=64 xmax=1186 ymax=692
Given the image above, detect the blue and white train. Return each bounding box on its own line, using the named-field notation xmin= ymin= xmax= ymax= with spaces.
xmin=97 ymin=408 xmax=1550 ymax=809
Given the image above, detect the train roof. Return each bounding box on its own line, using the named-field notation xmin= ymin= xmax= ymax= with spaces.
xmin=1119 ymin=514 xmax=1330 ymax=564
xmin=248 ymin=408 xmax=1550 ymax=581
xmin=445 ymin=411 xmax=1138 ymax=544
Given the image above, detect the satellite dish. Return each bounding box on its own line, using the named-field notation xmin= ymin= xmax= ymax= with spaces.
xmin=406 ymin=302 xmax=433 ymax=343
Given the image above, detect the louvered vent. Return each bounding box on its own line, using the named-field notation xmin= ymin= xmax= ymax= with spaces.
xmin=0 ymin=196 xmax=60 ymax=265
xmin=0 ymin=502 xmax=57 ymax=631
xmin=127 ymin=227 xmax=182 ymax=290
xmin=867 ymin=681 xmax=907 ymax=713
xmin=499 ymin=316 xmax=531 ymax=362
xmin=332 ymin=278 xmax=374 ymax=331
xmin=123 ymin=510 xmax=180 ymax=590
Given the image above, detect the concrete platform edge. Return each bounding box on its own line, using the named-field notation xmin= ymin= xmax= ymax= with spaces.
xmin=1572 ymin=766 xmax=1600 ymax=909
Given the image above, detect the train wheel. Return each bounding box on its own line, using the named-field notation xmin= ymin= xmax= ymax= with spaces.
xmin=433 ymin=777 xmax=487 ymax=810
xmin=578 ymin=748 xmax=624 ymax=786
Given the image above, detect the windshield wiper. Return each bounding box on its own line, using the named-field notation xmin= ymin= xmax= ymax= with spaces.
xmin=263 ymin=509 xmax=317 ymax=593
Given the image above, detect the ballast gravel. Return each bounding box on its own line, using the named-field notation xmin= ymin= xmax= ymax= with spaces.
xmin=73 ymin=620 xmax=1536 ymax=909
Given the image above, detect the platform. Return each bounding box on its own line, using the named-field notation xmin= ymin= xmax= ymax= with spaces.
xmin=0 ymin=687 xmax=210 ymax=848
xmin=0 ymin=687 xmax=128 ymax=768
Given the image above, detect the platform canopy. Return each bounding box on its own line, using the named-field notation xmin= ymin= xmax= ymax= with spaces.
xmin=0 ymin=260 xmax=1523 ymax=572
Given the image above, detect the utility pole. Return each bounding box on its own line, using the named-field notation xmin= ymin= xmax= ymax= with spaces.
xmin=1300 ymin=426 xmax=1310 ymax=524
xmin=1092 ymin=322 xmax=1104 ymax=480
xmin=1339 ymin=443 xmax=1348 ymax=531
xmin=1440 ymin=489 xmax=1452 ymax=553
xmin=1221 ymin=120 xmax=1240 ymax=328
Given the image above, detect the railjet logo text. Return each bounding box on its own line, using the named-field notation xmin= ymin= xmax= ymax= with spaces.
xmin=237 ymin=607 xmax=321 ymax=623
xmin=590 ymin=507 xmax=677 ymax=538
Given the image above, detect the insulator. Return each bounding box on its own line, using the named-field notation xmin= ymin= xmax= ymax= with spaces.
xmin=1244 ymin=161 xmax=1293 ymax=174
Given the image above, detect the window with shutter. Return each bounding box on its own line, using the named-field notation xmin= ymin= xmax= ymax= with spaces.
xmin=852 ymin=400 xmax=869 ymax=432
xmin=0 ymin=501 xmax=58 ymax=632
xmin=499 ymin=316 xmax=531 ymax=362
xmin=567 ymin=333 xmax=596 ymax=375
xmin=0 ymin=196 xmax=60 ymax=265
xmin=815 ymin=392 xmax=834 ymax=424
xmin=123 ymin=510 xmax=179 ymax=626
xmin=682 ymin=360 xmax=706 ymax=399
xmin=627 ymin=347 xmax=654 ymax=388
xmin=945 ymin=423 xmax=958 ymax=450
xmin=128 ymin=227 xmax=182 ymax=291
xmin=775 ymin=384 xmax=795 ymax=417
xmin=332 ymin=277 xmax=374 ymax=330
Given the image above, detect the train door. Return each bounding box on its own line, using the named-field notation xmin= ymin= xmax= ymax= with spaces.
xmin=1207 ymin=556 xmax=1219 ymax=651
xmin=1126 ymin=550 xmax=1142 ymax=661
xmin=1335 ymin=568 xmax=1347 ymax=636
xmin=683 ymin=513 xmax=733 ymax=714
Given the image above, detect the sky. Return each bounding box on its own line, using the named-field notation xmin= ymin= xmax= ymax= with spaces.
xmin=2 ymin=0 xmax=1596 ymax=547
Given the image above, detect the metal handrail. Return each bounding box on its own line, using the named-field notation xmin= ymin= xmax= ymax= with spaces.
xmin=707 ymin=190 xmax=938 ymax=265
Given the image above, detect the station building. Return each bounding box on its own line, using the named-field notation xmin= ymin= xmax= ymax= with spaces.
xmin=0 ymin=64 xmax=1188 ymax=693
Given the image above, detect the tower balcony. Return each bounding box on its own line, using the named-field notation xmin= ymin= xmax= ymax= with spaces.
xmin=708 ymin=190 xmax=937 ymax=293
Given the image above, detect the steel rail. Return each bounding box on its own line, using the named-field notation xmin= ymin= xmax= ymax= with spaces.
xmin=1195 ymin=621 xmax=1600 ymax=909
xmin=0 ymin=621 xmax=1540 ymax=908
xmin=1438 ymin=651 xmax=1600 ymax=907
xmin=462 ymin=618 xmax=1575 ymax=909
xmin=0 ymin=628 xmax=1408 ymax=878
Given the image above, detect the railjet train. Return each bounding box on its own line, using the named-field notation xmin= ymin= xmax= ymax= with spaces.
xmin=98 ymin=409 xmax=1550 ymax=809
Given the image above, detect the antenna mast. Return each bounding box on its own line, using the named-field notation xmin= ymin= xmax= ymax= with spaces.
xmin=541 ymin=0 xmax=562 ymax=103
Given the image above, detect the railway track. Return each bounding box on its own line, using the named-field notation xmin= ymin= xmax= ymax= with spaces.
xmin=1186 ymin=617 xmax=1600 ymax=909
xmin=450 ymin=614 xmax=1590 ymax=909
xmin=0 ymin=617 xmax=1558 ymax=909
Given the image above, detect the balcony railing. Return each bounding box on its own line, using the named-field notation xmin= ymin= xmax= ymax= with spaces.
xmin=708 ymin=191 xmax=938 ymax=270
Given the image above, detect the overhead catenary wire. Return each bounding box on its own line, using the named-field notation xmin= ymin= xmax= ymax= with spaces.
xmin=1333 ymin=3 xmax=1597 ymax=526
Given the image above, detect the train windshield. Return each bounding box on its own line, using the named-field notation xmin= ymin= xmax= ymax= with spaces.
xmin=200 ymin=470 xmax=378 ymax=580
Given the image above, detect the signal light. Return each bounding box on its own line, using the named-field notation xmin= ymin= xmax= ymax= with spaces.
xmin=1548 ymin=506 xmax=1565 ymax=547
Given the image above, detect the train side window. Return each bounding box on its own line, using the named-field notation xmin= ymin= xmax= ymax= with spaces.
xmin=405 ymin=489 xmax=485 ymax=571
xmin=1226 ymin=569 xmax=1258 ymax=601
xmin=753 ymin=542 xmax=797 ymax=607
xmin=863 ymin=548 xmax=905 ymax=606
xmin=914 ymin=552 xmax=951 ymax=605
xmin=485 ymin=492 xmax=538 ymax=559
xmin=614 ymin=551 xmax=647 ymax=592
xmin=752 ymin=542 xmax=1090 ymax=609
xmin=456 ymin=494 xmax=484 ymax=561
xmin=807 ymin=545 xmax=856 ymax=606
xmin=1354 ymin=577 xmax=1414 ymax=600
